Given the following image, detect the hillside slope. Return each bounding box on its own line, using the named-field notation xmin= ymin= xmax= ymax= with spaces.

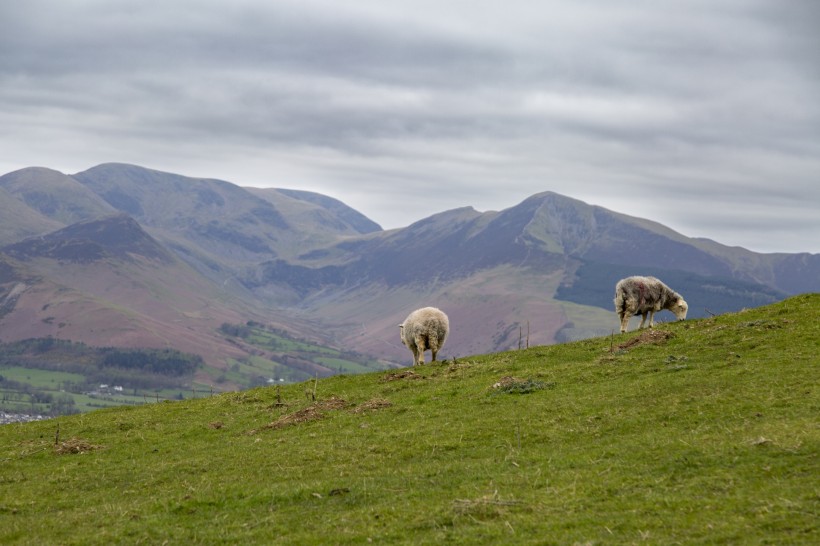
xmin=0 ymin=198 xmax=385 ymax=388
xmin=0 ymin=216 xmax=377 ymax=390
xmin=0 ymin=216 xmax=253 ymax=369
xmin=1 ymin=295 xmax=817 ymax=544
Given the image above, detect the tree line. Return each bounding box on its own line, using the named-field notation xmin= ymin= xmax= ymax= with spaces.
xmin=0 ymin=338 xmax=203 ymax=388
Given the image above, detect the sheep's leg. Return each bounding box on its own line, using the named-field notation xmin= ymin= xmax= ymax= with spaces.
xmin=414 ymin=336 xmax=426 ymax=365
xmin=647 ymin=310 xmax=655 ymax=328
xmin=410 ymin=345 xmax=420 ymax=366
xmin=619 ymin=312 xmax=629 ymax=333
xmin=638 ymin=312 xmax=648 ymax=329
xmin=429 ymin=335 xmax=441 ymax=362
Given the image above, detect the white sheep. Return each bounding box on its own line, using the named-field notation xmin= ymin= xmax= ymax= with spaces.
xmin=614 ymin=276 xmax=688 ymax=333
xmin=399 ymin=307 xmax=449 ymax=366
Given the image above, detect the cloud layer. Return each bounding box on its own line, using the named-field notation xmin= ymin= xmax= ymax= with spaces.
xmin=2 ymin=0 xmax=818 ymax=252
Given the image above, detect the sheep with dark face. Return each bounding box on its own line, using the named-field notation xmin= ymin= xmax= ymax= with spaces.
xmin=399 ymin=307 xmax=449 ymax=366
xmin=614 ymin=276 xmax=688 ymax=333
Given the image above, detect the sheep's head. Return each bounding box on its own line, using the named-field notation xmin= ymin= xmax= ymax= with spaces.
xmin=672 ymin=297 xmax=688 ymax=321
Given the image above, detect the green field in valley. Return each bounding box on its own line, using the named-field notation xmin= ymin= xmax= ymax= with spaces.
xmin=0 ymin=323 xmax=386 ymax=417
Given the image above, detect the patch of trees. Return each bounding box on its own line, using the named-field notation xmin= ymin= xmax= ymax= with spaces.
xmin=0 ymin=378 xmax=79 ymax=416
xmin=50 ymin=394 xmax=79 ymax=415
xmin=0 ymin=337 xmax=85 ymax=359
xmin=100 ymin=348 xmax=202 ymax=376
xmin=219 ymin=323 xmax=253 ymax=338
xmin=0 ymin=338 xmax=202 ymax=390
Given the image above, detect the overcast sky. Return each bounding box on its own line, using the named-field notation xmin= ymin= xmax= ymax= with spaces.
xmin=2 ymin=0 xmax=818 ymax=253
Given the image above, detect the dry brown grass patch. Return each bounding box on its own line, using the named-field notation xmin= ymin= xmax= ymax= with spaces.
xmin=491 ymin=376 xmax=525 ymax=389
xmin=54 ymin=438 xmax=102 ymax=455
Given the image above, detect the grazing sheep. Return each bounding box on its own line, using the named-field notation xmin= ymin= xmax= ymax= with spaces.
xmin=614 ymin=276 xmax=688 ymax=333
xmin=399 ymin=307 xmax=449 ymax=366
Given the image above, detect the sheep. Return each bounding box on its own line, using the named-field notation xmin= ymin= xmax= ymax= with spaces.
xmin=614 ymin=276 xmax=688 ymax=333
xmin=399 ymin=307 xmax=449 ymax=366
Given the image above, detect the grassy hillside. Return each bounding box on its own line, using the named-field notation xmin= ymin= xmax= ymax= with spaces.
xmin=1 ymin=294 xmax=817 ymax=545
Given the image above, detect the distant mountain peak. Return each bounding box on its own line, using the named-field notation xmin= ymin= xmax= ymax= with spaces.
xmin=275 ymin=189 xmax=382 ymax=234
xmin=0 ymin=166 xmax=116 ymax=226
xmin=402 ymin=206 xmax=483 ymax=231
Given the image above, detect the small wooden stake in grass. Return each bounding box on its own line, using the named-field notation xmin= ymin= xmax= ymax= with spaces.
xmin=527 ymin=321 xmax=530 ymax=349
xmin=55 ymin=424 xmax=60 ymax=446
xmin=306 ymin=375 xmax=318 ymax=402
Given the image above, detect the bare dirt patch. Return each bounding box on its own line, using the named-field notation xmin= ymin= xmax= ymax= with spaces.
xmin=616 ymin=329 xmax=674 ymax=350
xmin=381 ymin=370 xmax=423 ymax=382
xmin=351 ymin=397 xmax=392 ymax=414
xmin=251 ymin=396 xmax=349 ymax=433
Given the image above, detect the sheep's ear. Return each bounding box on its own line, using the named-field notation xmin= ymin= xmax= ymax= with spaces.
xmin=398 ymin=324 xmax=404 ymax=329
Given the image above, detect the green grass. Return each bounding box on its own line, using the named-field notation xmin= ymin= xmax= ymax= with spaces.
xmin=0 ymin=366 xmax=86 ymax=389
xmin=315 ymin=356 xmax=376 ymax=374
xmin=220 ymin=322 xmax=388 ymax=384
xmin=1 ymin=294 xmax=818 ymax=544
xmin=66 ymin=392 xmax=147 ymax=412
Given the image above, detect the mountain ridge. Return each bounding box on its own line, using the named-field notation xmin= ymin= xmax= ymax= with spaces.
xmin=0 ymin=163 xmax=816 ymax=384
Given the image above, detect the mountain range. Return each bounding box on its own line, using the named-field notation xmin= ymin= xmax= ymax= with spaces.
xmin=1 ymin=163 xmax=817 ymax=387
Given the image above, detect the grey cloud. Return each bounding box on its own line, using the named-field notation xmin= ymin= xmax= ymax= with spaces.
xmin=0 ymin=0 xmax=818 ymax=253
